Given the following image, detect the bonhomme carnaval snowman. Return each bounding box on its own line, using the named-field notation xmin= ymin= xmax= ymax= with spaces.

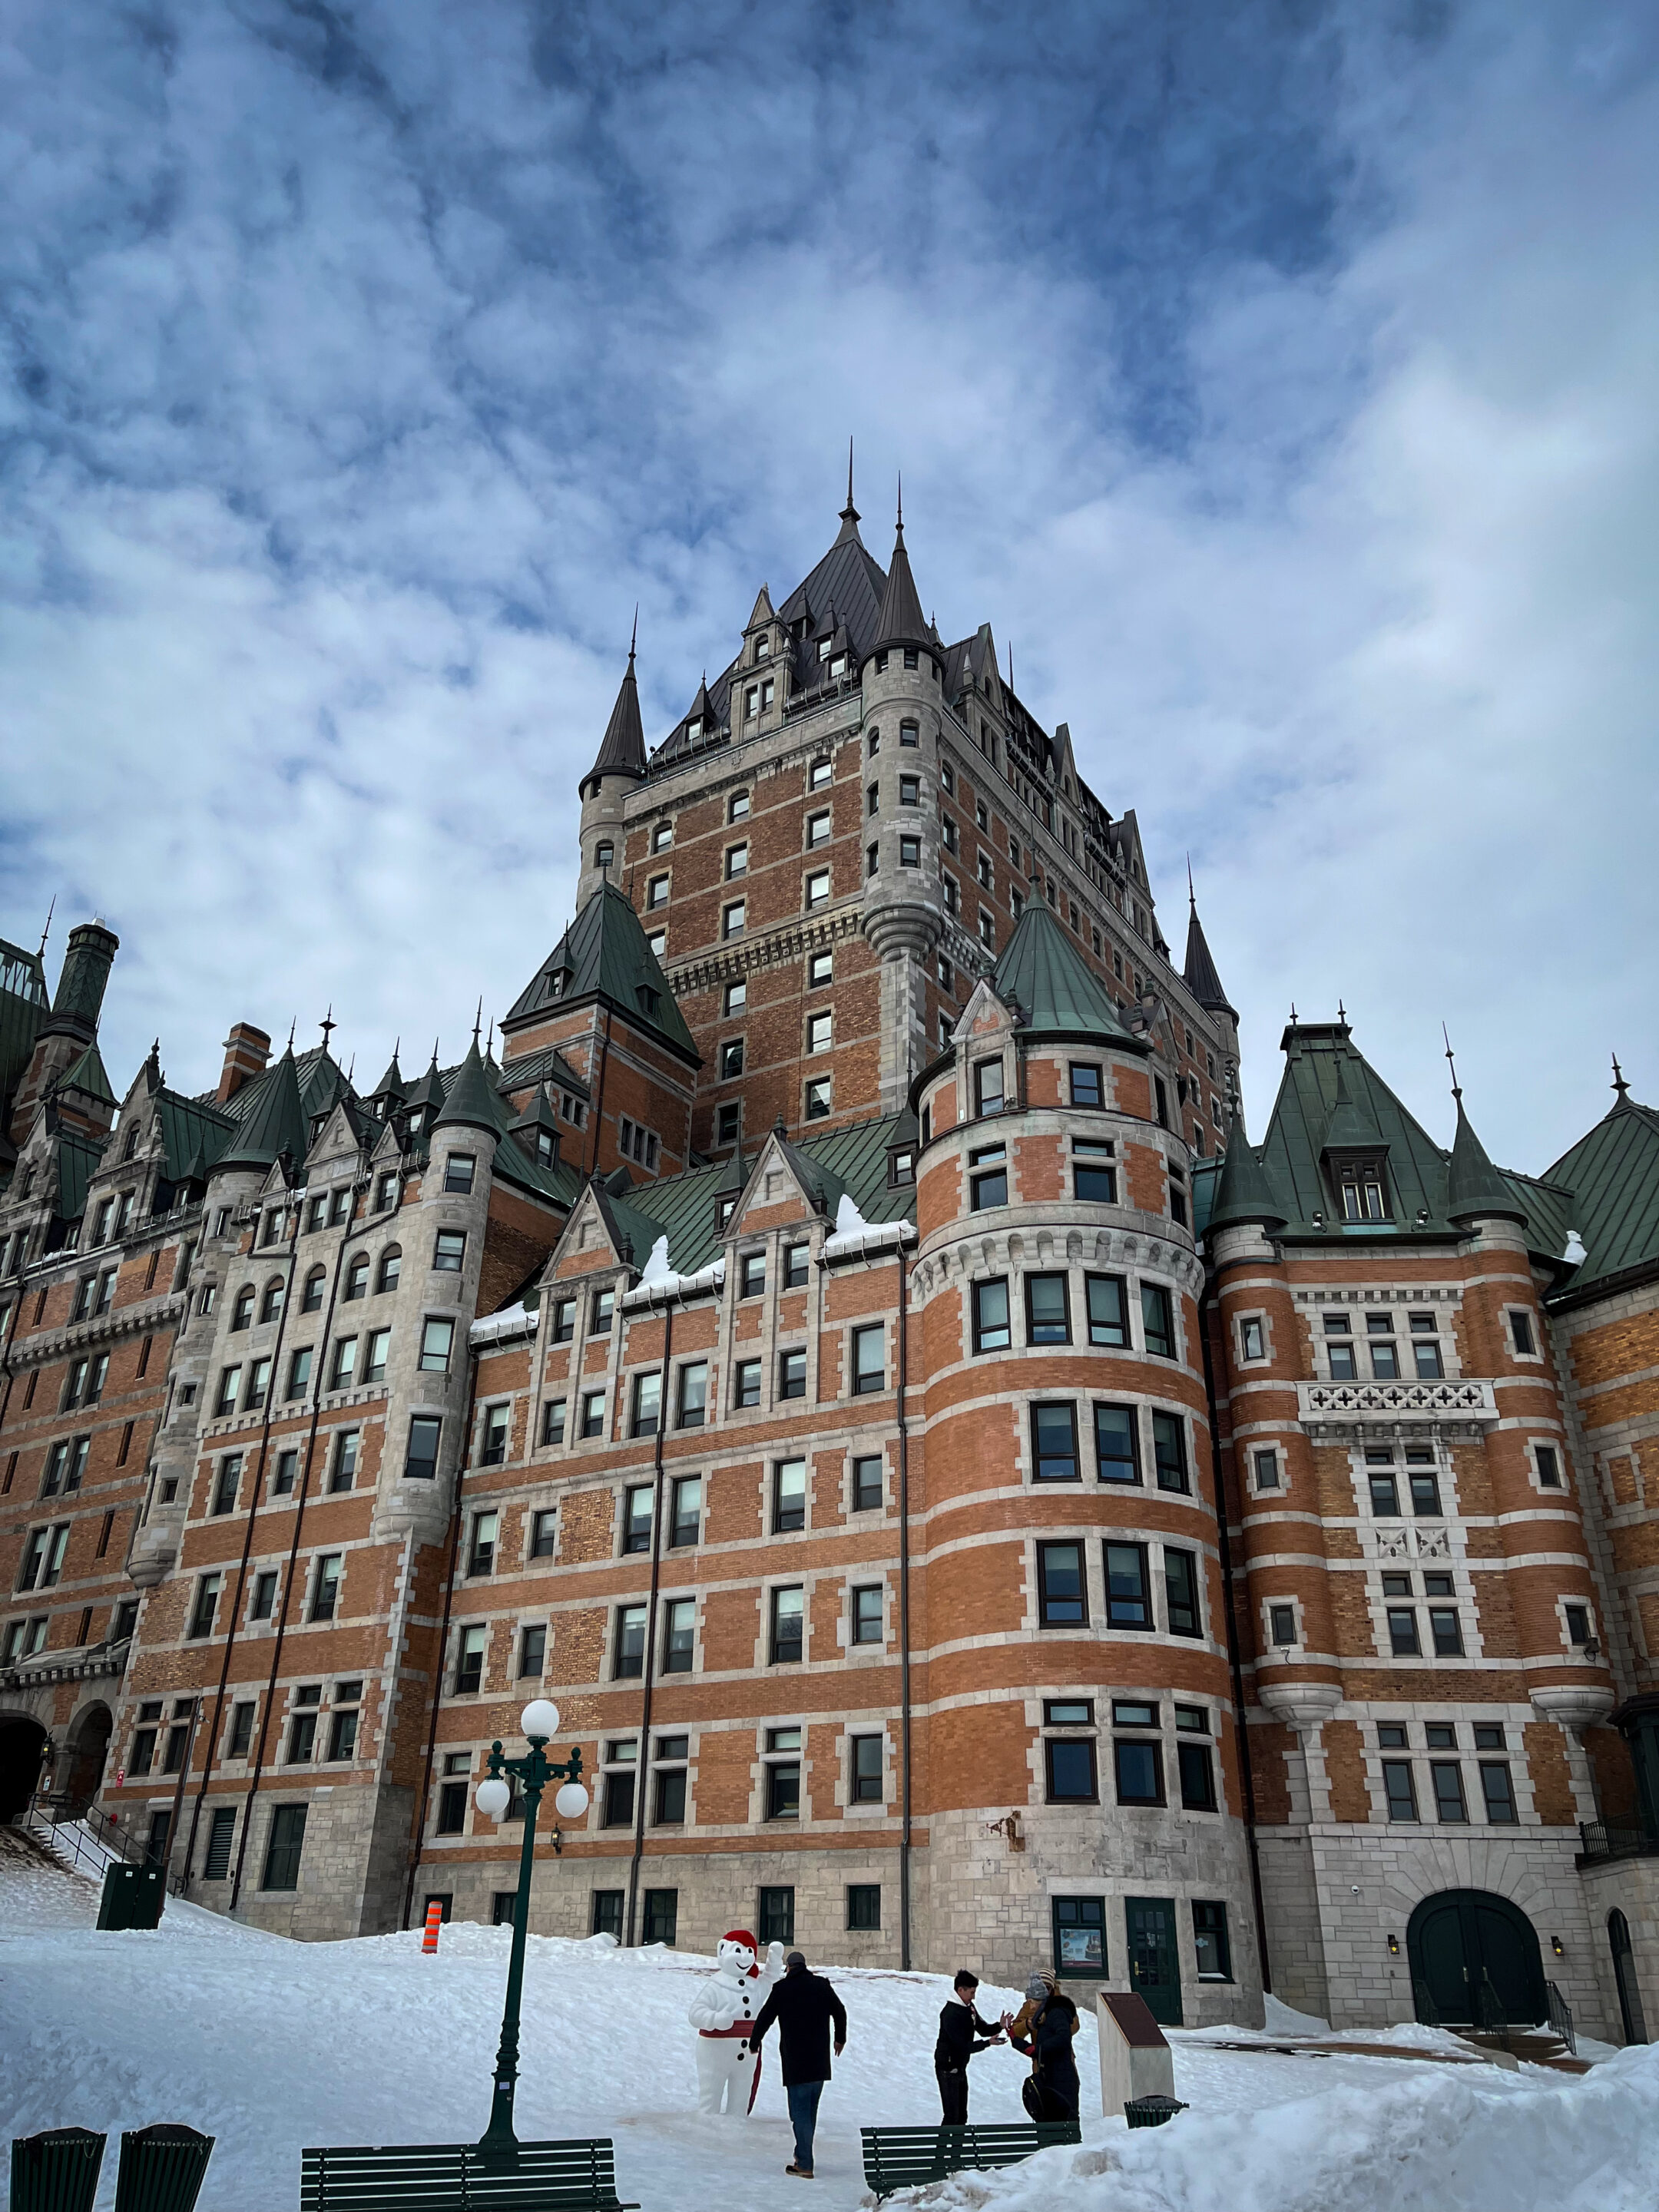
xmin=687 ymin=1929 xmax=787 ymax=2115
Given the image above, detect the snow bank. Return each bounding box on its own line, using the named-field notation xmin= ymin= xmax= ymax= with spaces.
xmin=0 ymin=1851 xmax=1644 ymax=2212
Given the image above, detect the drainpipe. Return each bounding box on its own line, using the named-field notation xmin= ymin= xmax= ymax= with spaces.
xmin=586 ymin=1009 xmax=615 ymax=1181
xmin=896 ymin=1249 xmax=914 ymax=1972
xmin=400 ymin=1339 xmax=481 ymax=1929
xmin=227 ymin=1194 xmax=379 ymax=1910
xmin=1199 ymin=1290 xmax=1271 ymax=1992
xmin=179 ymin=1204 xmax=300 ymax=1879
xmin=625 ymin=1299 xmax=674 ymax=1948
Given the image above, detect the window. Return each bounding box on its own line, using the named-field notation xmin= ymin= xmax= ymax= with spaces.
xmin=899 ymin=717 xmax=919 ymax=744
xmin=773 ymin=1458 xmax=806 ymax=1532
xmin=889 ymin=1146 xmax=915 ymax=1185
xmin=300 ymin=1267 xmax=326 ymax=1314
xmin=674 ymin=1362 xmax=707 ymax=1431
xmin=309 ymin=1555 xmax=342 ymax=1623
xmin=1052 ymin=1896 xmax=1107 ymax=1976
xmin=631 ymin=1371 xmax=662 ymax=1439
xmin=327 ymin=1705 xmax=359 ymax=1763
xmin=1509 ymin=1309 xmax=1536 ymax=1356
xmin=717 ymin=1037 xmax=746 ymax=1084
xmin=623 ymin=1485 xmax=653 ymax=1555
xmin=433 ymin=1230 xmax=465 ymax=1273
xmin=1069 ymin=1062 xmax=1103 ymax=1108
xmin=603 ymin=1763 xmax=636 ymax=1830
xmin=591 ymin=1890 xmax=624 ymax=1940
xmin=329 ymin=1336 xmax=359 ymax=1392
xmin=1045 ymin=1737 xmax=1098 ymax=1803
xmin=591 ymin=1288 xmax=615 ymax=1335
xmin=227 ymin=1703 xmax=256 ymax=1759
xmin=530 ymin=1508 xmax=558 ymax=1559
xmin=972 ymin=1279 xmax=1011 ymax=1353
xmin=848 ymin=1883 xmax=881 ymax=1929
xmin=1037 ymin=1541 xmax=1087 ymax=1626
xmin=724 ymin=979 xmax=746 ymax=1018
xmin=1178 ymin=1740 xmax=1216 ymax=1810
xmin=376 ymin=1247 xmax=401 ymax=1293
xmin=810 ymin=756 xmax=833 ymax=790
xmin=1429 ymin=1595 xmax=1464 ymax=1656
xmin=329 ymin=1429 xmax=359 ymax=1492
xmin=272 ymin=1448 xmax=300 ymax=1495
xmin=231 ymin=1283 xmax=256 ymax=1331
xmin=215 ymin=1365 xmax=243 ymax=1416
xmin=770 ymin=1586 xmax=804 ymax=1664
xmin=969 ymin=1144 xmax=1008 ymax=1209
xmin=1239 ymin=1316 xmax=1266 ymax=1362
xmin=1413 ymin=1330 xmax=1445 ymax=1379
xmin=1409 ymin=1463 xmax=1443 ymax=1517
xmin=1031 ymin=1402 xmax=1080 ymax=1482
xmin=1104 ymin=1541 xmax=1151 ymax=1628
xmin=1165 ymin=1548 xmax=1201 ymax=1637
xmin=1479 ymin=1763 xmax=1518 ymax=1823
xmin=1025 ymin=1273 xmax=1070 ymax=1346
xmin=1388 ymin=1606 xmax=1421 ymax=1656
xmin=1534 ymin=1443 xmax=1563 ymax=1488
xmin=1253 ymin=1448 xmax=1281 ymax=1492
xmin=363 ymin=1328 xmax=390 ymax=1384
xmin=1073 ymin=1139 xmax=1116 ymax=1204
xmin=852 ymin=1455 xmax=883 ymax=1512
xmin=187 ymin=1572 xmax=223 ymax=1639
xmin=1269 ymin=1603 xmax=1297 ymax=1647
xmin=808 ymin=949 xmax=833 ymax=988
xmin=785 ymin=1241 xmax=810 ymax=1288
xmin=406 ymin=1415 xmax=442 ymax=1479
xmin=804 ymin=1076 xmax=831 ymax=1120
xmin=851 ymin=1585 xmax=883 ymax=1644
xmin=852 ymin=1325 xmax=884 ymax=1395
xmin=724 ymin=843 xmax=748 ymax=882
xmin=413 ymin=1316 xmax=454 ymax=1374
xmin=250 ymin=1570 xmax=277 ymax=1621
xmin=1152 ymin=1412 xmax=1189 ymax=1493
xmin=778 ymin=1349 xmax=807 ymax=1399
xmin=211 ymin=1455 xmax=242 ymax=1516
xmin=1369 ymin=1314 xmax=1399 ymax=1379
xmin=1565 ymin=1602 xmax=1592 ymax=1646
xmin=1336 ymin=1155 xmax=1390 ymax=1222
xmin=580 ymin=1390 xmax=607 ymax=1439
xmin=973 ymin=1058 xmax=1005 ymax=1118
xmin=468 ymin=1510 xmax=499 ymax=1577
xmin=728 ymin=796 xmax=750 ymax=837
xmin=663 ymin=1599 xmax=695 ymax=1674
xmin=805 ymin=868 xmax=831 ymax=910
xmin=1325 ymin=1312 xmax=1356 ymax=1379
xmin=723 ymin=900 xmax=746 ymax=939
xmin=1431 ymin=1763 xmax=1469 ymax=1822
xmin=614 ymin=1606 xmax=647 ymax=1679
xmin=1193 ymin=1901 xmax=1231 ymax=1980
xmin=900 ymin=836 xmax=922 ymax=868
xmin=1114 ymin=1737 xmax=1164 ymax=1805
xmin=443 ymin=1152 xmax=475 ymax=1196
xmin=733 ymin=1358 xmax=762 ymax=1408
xmin=1140 ymin=1282 xmax=1175 ymax=1358
xmin=261 ymin=1805 xmax=307 ymax=1892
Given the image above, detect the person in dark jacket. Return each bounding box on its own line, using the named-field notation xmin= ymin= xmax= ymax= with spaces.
xmin=933 ymin=1971 xmax=1004 ymax=2124
xmin=1005 ymin=1977 xmax=1081 ymax=2121
xmin=750 ymin=1950 xmax=848 ymax=2178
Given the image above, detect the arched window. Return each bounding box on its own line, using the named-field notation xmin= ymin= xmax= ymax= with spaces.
xmin=301 ymin=1267 xmax=326 ymax=1315
xmin=261 ymin=1278 xmax=285 ymax=1324
xmin=231 ymin=1285 xmax=256 ymax=1332
xmin=377 ymin=1246 xmax=402 ymax=1295
xmin=344 ymin=1254 xmax=370 ymax=1303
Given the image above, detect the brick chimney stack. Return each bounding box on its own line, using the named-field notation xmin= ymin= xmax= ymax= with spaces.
xmin=217 ymin=1022 xmax=271 ymax=1103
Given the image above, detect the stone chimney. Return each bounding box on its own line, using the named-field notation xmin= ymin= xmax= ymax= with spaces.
xmin=217 ymin=1022 xmax=272 ymax=1104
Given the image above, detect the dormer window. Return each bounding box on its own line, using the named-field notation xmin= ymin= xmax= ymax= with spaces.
xmin=830 ymin=654 xmax=846 ymax=677
xmin=817 ymin=635 xmax=833 ymax=661
xmin=686 ymin=717 xmax=703 ymax=742
xmin=754 ymin=634 xmax=770 ymax=661
xmin=1335 ymin=1156 xmax=1390 ymax=1223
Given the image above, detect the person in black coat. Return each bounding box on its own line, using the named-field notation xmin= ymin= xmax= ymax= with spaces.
xmin=1004 ymin=1979 xmax=1081 ymax=2121
xmin=933 ymin=1971 xmax=1005 ymax=2124
xmin=750 ymin=1951 xmax=848 ymax=2178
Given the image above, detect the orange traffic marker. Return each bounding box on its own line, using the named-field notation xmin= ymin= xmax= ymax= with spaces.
xmin=422 ymin=1901 xmax=443 ymax=1953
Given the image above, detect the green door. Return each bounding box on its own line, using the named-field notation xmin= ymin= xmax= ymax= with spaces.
xmin=1409 ymin=1890 xmax=1546 ymax=2028
xmin=1124 ymin=1896 xmax=1183 ymax=2026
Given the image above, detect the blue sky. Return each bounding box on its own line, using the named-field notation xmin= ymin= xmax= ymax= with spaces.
xmin=4 ymin=0 xmax=1656 ymax=1173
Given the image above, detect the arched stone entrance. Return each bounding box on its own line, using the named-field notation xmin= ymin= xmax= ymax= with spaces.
xmin=0 ymin=1714 xmax=51 ymax=1823
xmin=61 ymin=1702 xmax=113 ymax=1813
xmin=1408 ymin=1888 xmax=1548 ymax=2029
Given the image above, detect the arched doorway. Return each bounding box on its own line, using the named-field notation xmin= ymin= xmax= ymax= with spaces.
xmin=0 ymin=1715 xmax=50 ymax=1823
xmin=1408 ymin=1889 xmax=1548 ymax=2029
xmin=1608 ymin=1910 xmax=1648 ymax=2045
xmin=62 ymin=1703 xmax=112 ymax=1812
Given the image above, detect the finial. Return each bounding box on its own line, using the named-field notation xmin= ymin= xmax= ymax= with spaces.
xmin=1443 ymin=1022 xmax=1462 ymax=1104
xmin=430 ymin=1037 xmax=439 ymax=1065
xmin=37 ymin=894 xmax=55 ymax=959
xmin=628 ymin=604 xmax=637 ymax=664
xmin=895 ymin=471 xmax=904 ymax=541
xmin=320 ymin=1005 xmax=336 ymax=1051
xmin=1337 ymin=999 xmax=1347 ymax=1026
xmin=472 ymin=998 xmax=483 ymax=1047
xmin=286 ymin=1018 xmax=296 ymax=1051
xmin=1613 ymin=1053 xmax=1631 ymax=1101
xmin=392 ymin=1035 xmax=400 ymax=1060
xmin=1289 ymin=1002 xmax=1297 ymax=1024
xmin=346 ymin=1054 xmax=355 ymax=1085
xmin=840 ymin=437 xmax=858 ymax=524
xmin=1186 ymin=855 xmax=1195 ymax=912
xmin=486 ymin=1018 xmax=495 ymax=1058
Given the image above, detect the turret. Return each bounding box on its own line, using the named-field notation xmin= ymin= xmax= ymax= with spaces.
xmin=577 ymin=631 xmax=647 ymax=909
xmin=8 ymin=919 xmax=119 ymax=1143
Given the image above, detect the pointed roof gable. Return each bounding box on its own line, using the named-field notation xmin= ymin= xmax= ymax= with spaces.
xmin=1207 ymin=1100 xmax=1289 ymax=1235
xmin=55 ymin=1042 xmax=116 ymax=1107
xmin=1445 ymin=1094 xmax=1528 ymax=1226
xmin=585 ymin=647 xmax=647 ymax=786
xmin=215 ymin=1046 xmax=309 ymax=1174
xmin=1182 ymin=896 xmax=1234 ymax=1017
xmin=432 ymin=1035 xmax=502 ymax=1138
xmin=989 ymin=900 xmax=1144 ymax=1048
xmin=505 ymin=882 xmax=699 ymax=1065
xmin=402 ymin=1051 xmax=446 ymax=1117
xmin=1543 ymin=1084 xmax=1659 ymax=1296
xmin=154 ymin=1086 xmax=234 ymax=1184
xmin=368 ymin=1049 xmax=406 ymax=1105
xmin=873 ymin=502 xmax=930 ymax=653
xmin=510 ymin=1081 xmax=561 ymax=1144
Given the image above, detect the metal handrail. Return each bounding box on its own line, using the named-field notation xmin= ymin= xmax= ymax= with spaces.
xmin=1578 ymin=1820 xmax=1658 ymax=1864
xmin=1545 ymin=1980 xmax=1578 ymax=2056
xmin=21 ymin=1793 xmax=185 ymax=1893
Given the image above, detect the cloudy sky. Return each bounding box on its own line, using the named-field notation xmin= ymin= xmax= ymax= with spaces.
xmin=4 ymin=0 xmax=1655 ymax=1173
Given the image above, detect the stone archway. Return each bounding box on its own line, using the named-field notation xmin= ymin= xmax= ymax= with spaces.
xmin=1408 ymin=1888 xmax=1548 ymax=2029
xmin=61 ymin=1701 xmax=113 ymax=1813
xmin=0 ymin=1714 xmax=51 ymax=1823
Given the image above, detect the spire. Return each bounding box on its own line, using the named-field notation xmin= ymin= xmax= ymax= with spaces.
xmin=873 ymin=480 xmax=929 ymax=652
xmin=368 ymin=1043 xmax=406 ymax=1107
xmin=432 ymin=1032 xmax=504 ymax=1140
xmin=1613 ymin=1053 xmax=1631 ymax=1103
xmin=217 ymin=1042 xmax=309 ymax=1174
xmin=1181 ymin=878 xmax=1234 ymax=1017
xmin=37 ymin=894 xmax=55 ymax=959
xmin=584 ymin=641 xmax=647 ymax=785
xmin=1208 ymin=1098 xmax=1288 ymax=1234
xmin=1445 ymin=1089 xmax=1527 ymax=1227
xmin=836 ymin=436 xmax=860 ymax=541
xmin=402 ymin=1046 xmax=446 ymax=1120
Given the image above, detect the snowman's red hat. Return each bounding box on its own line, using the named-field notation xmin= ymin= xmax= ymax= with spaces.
xmin=722 ymin=1929 xmax=759 ymax=1952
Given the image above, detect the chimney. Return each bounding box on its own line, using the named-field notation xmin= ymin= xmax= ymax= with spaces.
xmin=8 ymin=918 xmax=121 ymax=1146
xmin=217 ymin=1022 xmax=272 ymax=1103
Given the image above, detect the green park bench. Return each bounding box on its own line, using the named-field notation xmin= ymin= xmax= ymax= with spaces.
xmin=859 ymin=2121 xmax=1082 ymax=2200
xmin=11 ymin=2124 xmax=214 ymax=2212
xmin=300 ymin=2137 xmax=639 ymax=2211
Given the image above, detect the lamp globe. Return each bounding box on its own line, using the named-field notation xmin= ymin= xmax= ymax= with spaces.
xmin=520 ymin=1699 xmax=561 ymax=1741
xmin=475 ymin=1776 xmax=512 ymax=1820
xmin=555 ymin=1781 xmax=590 ymax=1820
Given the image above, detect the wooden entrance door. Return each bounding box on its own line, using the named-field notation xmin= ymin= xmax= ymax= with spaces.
xmin=1124 ymin=1896 xmax=1183 ymax=2025
xmin=1408 ymin=1889 xmax=1546 ymax=2028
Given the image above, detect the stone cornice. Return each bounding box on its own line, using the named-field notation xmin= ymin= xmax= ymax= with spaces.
xmin=2 ymin=1287 xmax=187 ymax=1376
xmin=664 ymin=901 xmax=863 ymax=998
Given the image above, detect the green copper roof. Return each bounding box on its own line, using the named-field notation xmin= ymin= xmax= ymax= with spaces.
xmin=989 ymin=901 xmax=1144 ymax=1048
xmin=432 ymin=1037 xmax=502 ymax=1137
xmin=155 ymin=1088 xmax=233 ymax=1184
xmin=1544 ymin=1091 xmax=1659 ymax=1296
xmin=55 ymin=1042 xmax=116 ymax=1108
xmin=216 ymin=1047 xmax=310 ymax=1174
xmin=402 ymin=1054 xmax=446 ymax=1116
xmin=0 ymin=935 xmax=50 ymax=1114
xmin=55 ymin=1128 xmax=102 ymax=1222
xmin=368 ymin=1050 xmax=406 ymax=1103
xmin=1207 ymin=1100 xmax=1288 ymax=1234
xmin=505 ymin=882 xmax=699 ymax=1066
xmin=1445 ymin=1095 xmax=1528 ymax=1225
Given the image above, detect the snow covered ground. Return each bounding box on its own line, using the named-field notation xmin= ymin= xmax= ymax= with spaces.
xmin=2 ymin=1842 xmax=1656 ymax=2212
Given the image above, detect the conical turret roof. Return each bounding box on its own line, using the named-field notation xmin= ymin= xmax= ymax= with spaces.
xmin=1207 ymin=1099 xmax=1289 ymax=1233
xmin=873 ymin=495 xmax=930 ymax=653
xmin=217 ymin=1046 xmax=309 ymax=1174
xmin=1182 ymin=893 xmax=1234 ymax=1017
xmin=585 ymin=644 xmax=647 ymax=785
xmin=368 ymin=1048 xmax=406 ymax=1104
xmin=1445 ymin=1094 xmax=1528 ymax=1226
xmin=990 ymin=902 xmax=1143 ymax=1048
xmin=402 ymin=1051 xmax=446 ymax=1117
xmin=432 ymin=1035 xmax=504 ymax=1138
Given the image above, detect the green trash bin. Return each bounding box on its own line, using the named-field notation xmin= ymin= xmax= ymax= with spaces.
xmin=1124 ymin=2095 xmax=1188 ymax=2129
xmin=9 ymin=2126 xmax=106 ymax=2212
xmin=97 ymin=1862 xmax=165 ymax=1932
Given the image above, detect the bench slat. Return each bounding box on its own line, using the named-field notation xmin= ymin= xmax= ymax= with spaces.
xmin=301 ymin=2138 xmax=624 ymax=2212
xmin=861 ymin=2122 xmax=1080 ymax=2201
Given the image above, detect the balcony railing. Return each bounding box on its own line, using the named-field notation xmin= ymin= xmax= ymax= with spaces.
xmin=1578 ymin=1821 xmax=1659 ymax=1866
xmin=1297 ymin=1378 xmax=1498 ymax=1426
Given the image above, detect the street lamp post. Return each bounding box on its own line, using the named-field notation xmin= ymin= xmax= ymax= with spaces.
xmin=474 ymin=1699 xmax=590 ymax=2154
